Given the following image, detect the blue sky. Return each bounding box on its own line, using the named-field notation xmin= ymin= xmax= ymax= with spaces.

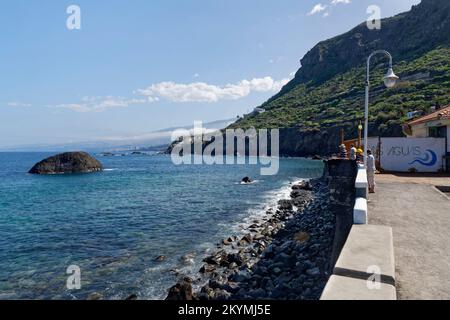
xmin=0 ymin=0 xmax=420 ymax=147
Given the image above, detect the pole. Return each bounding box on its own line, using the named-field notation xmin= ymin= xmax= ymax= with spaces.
xmin=364 ymin=50 xmax=393 ymax=167
xmin=364 ymin=57 xmax=370 ymax=167
xmin=358 ymin=122 xmax=362 ymax=148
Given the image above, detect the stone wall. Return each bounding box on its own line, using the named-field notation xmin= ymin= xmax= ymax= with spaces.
xmin=323 ymin=159 xmax=357 ymax=267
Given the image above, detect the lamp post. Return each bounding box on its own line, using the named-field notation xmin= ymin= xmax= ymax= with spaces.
xmin=358 ymin=122 xmax=363 ymax=148
xmin=364 ymin=50 xmax=399 ymax=166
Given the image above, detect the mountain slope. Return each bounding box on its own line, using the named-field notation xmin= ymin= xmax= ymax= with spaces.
xmin=229 ymin=0 xmax=450 ymax=156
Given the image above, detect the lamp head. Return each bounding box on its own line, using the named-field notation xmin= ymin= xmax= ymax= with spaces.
xmin=383 ymin=67 xmax=399 ymax=88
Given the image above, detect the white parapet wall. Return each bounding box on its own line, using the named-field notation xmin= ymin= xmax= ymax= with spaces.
xmin=354 ymin=164 xmax=368 ymax=224
xmin=321 ymin=225 xmax=396 ymax=300
xmin=354 ymin=197 xmax=368 ymax=225
xmin=355 ymin=164 xmax=368 ymax=199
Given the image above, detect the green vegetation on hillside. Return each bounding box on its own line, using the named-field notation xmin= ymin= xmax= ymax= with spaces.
xmin=231 ymin=47 xmax=450 ymax=138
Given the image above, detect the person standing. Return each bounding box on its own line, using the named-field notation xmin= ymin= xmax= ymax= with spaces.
xmin=349 ymin=144 xmax=357 ymax=160
xmin=367 ymin=149 xmax=376 ymax=193
xmin=356 ymin=147 xmax=364 ymax=164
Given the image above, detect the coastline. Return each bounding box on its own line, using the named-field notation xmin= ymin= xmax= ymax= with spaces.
xmin=166 ymin=175 xmax=335 ymax=300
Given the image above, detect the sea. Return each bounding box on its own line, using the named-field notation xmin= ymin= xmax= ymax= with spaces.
xmin=0 ymin=152 xmax=323 ymax=300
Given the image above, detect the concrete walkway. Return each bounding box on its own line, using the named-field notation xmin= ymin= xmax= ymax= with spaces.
xmin=368 ymin=175 xmax=450 ymax=300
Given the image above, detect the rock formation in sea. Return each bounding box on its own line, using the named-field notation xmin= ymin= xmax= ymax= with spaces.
xmin=28 ymin=152 xmax=103 ymax=175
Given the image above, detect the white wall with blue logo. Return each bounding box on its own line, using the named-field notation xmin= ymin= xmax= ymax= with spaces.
xmin=367 ymin=137 xmax=446 ymax=172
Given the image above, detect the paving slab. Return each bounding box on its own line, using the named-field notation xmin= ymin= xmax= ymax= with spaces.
xmin=368 ymin=179 xmax=450 ymax=300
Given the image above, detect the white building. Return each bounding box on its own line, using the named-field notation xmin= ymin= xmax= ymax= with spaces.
xmin=404 ymin=105 xmax=450 ymax=171
xmin=405 ymin=105 xmax=450 ymax=142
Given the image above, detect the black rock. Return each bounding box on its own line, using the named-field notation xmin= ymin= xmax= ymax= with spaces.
xmin=253 ymin=233 xmax=265 ymax=241
xmin=87 ymin=292 xmax=103 ymax=300
xmin=155 ymin=255 xmax=166 ymax=262
xmin=278 ymin=200 xmax=293 ymax=211
xmin=203 ymin=250 xmax=228 ymax=266
xmin=214 ymin=289 xmax=231 ymax=300
xmin=241 ymin=177 xmax=252 ymax=184
xmin=227 ymin=253 xmax=246 ymax=267
xmin=199 ymin=264 xmax=216 ymax=274
xmin=306 ymin=267 xmax=321 ymax=276
xmin=240 ymin=234 xmax=253 ymax=244
xmin=222 ymin=237 xmax=235 ymax=245
xmin=197 ymin=292 xmax=211 ymax=301
xmin=200 ymin=286 xmax=216 ymax=300
xmin=292 ymin=181 xmax=313 ymax=191
xmin=166 ymin=279 xmax=195 ymax=300
xmin=230 ymin=270 xmax=251 ymax=282
xmin=29 ymin=152 xmax=103 ymax=175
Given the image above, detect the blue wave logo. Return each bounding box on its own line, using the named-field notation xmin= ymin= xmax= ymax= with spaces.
xmin=409 ymin=149 xmax=437 ymax=167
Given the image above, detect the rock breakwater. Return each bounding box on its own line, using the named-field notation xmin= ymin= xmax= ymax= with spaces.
xmin=166 ymin=177 xmax=335 ymax=300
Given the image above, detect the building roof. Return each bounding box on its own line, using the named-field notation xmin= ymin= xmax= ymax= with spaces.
xmin=407 ymin=105 xmax=450 ymax=126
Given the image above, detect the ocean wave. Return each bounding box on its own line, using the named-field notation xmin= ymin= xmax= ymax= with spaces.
xmin=235 ymin=179 xmax=261 ymax=185
xmin=235 ymin=178 xmax=305 ymax=232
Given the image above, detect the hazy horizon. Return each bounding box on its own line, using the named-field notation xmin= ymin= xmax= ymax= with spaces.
xmin=0 ymin=0 xmax=420 ymax=148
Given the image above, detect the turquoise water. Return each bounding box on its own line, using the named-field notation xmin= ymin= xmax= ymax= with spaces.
xmin=0 ymin=152 xmax=323 ymax=299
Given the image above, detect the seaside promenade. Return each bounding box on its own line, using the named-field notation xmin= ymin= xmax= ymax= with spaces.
xmin=368 ymin=174 xmax=450 ymax=300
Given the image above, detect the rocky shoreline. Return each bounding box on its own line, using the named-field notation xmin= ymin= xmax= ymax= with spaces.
xmin=166 ymin=176 xmax=335 ymax=300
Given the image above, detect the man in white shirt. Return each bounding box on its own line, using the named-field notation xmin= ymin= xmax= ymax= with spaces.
xmin=349 ymin=145 xmax=357 ymax=161
xmin=367 ymin=149 xmax=376 ymax=193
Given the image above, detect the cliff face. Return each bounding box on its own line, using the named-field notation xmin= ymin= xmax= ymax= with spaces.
xmin=276 ymin=0 xmax=450 ymax=97
xmin=228 ymin=0 xmax=450 ymax=157
xmin=277 ymin=127 xmax=343 ymax=157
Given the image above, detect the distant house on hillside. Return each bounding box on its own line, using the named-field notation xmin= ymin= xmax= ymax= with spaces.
xmin=243 ymin=107 xmax=266 ymax=118
xmin=406 ymin=110 xmax=423 ymax=120
xmin=404 ymin=105 xmax=450 ymax=140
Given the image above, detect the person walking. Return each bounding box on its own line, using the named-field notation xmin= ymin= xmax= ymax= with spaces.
xmin=367 ymin=149 xmax=376 ymax=193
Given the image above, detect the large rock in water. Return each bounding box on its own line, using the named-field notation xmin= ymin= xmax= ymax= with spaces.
xmin=29 ymin=152 xmax=103 ymax=175
xmin=166 ymin=278 xmax=195 ymax=301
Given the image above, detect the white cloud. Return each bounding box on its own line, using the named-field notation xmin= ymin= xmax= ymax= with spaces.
xmin=269 ymin=56 xmax=284 ymax=64
xmin=309 ymin=0 xmax=350 ymax=18
xmin=331 ymin=0 xmax=351 ymax=5
xmin=47 ymin=74 xmax=294 ymax=112
xmin=193 ymin=73 xmax=200 ymax=78
xmin=7 ymin=102 xmax=32 ymax=107
xmin=308 ymin=4 xmax=327 ymax=15
xmin=136 ymin=76 xmax=291 ymax=103
xmin=52 ymin=96 xmax=147 ymax=113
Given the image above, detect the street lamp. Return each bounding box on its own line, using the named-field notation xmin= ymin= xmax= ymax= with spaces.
xmin=358 ymin=122 xmax=363 ymax=148
xmin=364 ymin=50 xmax=399 ymax=166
